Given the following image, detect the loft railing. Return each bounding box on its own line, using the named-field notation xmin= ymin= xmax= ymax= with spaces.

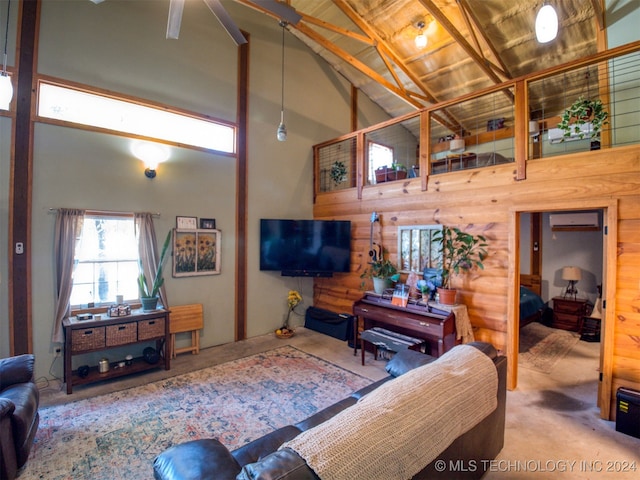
xmin=314 ymin=40 xmax=640 ymax=198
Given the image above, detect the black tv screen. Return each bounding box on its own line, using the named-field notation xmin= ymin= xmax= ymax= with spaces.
xmin=260 ymin=219 xmax=351 ymax=276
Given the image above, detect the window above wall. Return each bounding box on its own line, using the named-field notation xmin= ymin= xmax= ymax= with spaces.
xmin=37 ymin=80 xmax=236 ymax=154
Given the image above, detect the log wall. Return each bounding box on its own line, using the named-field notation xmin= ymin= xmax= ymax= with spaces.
xmin=313 ymin=144 xmax=640 ymax=420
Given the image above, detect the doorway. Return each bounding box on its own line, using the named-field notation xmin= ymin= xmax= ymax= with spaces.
xmin=508 ymin=200 xmax=617 ymax=419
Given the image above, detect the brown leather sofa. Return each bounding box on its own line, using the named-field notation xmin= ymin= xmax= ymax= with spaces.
xmin=0 ymin=354 xmax=40 ymax=480
xmin=154 ymin=342 xmax=506 ymax=480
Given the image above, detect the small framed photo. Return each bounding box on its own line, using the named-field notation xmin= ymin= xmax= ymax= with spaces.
xmin=200 ymin=218 xmax=216 ymax=229
xmin=176 ymin=216 xmax=198 ymax=229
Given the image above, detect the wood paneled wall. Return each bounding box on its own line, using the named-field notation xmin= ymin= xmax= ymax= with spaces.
xmin=313 ymin=144 xmax=640 ymax=420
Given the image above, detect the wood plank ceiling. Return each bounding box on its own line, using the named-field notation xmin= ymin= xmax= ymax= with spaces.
xmin=236 ymin=0 xmax=601 ymax=122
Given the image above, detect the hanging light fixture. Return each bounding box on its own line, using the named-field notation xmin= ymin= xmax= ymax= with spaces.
xmin=535 ymin=2 xmax=558 ymax=43
xmin=276 ymin=21 xmax=287 ymax=142
xmin=414 ymin=21 xmax=427 ymax=49
xmin=0 ymin=0 xmax=13 ymax=110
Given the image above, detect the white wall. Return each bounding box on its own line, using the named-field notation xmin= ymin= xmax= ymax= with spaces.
xmin=0 ymin=1 xmax=390 ymax=378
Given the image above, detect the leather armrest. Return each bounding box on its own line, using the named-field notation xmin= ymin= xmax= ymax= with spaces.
xmin=385 ymin=349 xmax=436 ymax=377
xmin=237 ymin=448 xmax=319 ymax=480
xmin=153 ymin=439 xmax=241 ymax=480
xmin=0 ymin=398 xmax=16 ymax=417
xmin=0 ymin=354 xmax=35 ymax=391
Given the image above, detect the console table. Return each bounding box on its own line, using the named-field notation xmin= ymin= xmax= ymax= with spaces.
xmin=63 ymin=309 xmax=170 ymax=394
xmin=353 ymin=294 xmax=457 ymax=359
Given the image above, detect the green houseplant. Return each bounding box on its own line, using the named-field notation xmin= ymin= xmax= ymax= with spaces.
xmin=137 ymin=230 xmax=172 ymax=311
xmin=432 ymin=226 xmax=488 ymax=304
xmin=329 ymin=160 xmax=348 ymax=186
xmin=557 ymin=96 xmax=608 ymax=141
xmin=360 ymin=252 xmax=400 ymax=294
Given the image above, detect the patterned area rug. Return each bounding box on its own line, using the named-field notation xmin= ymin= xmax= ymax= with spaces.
xmin=519 ymin=322 xmax=580 ymax=373
xmin=22 ymin=346 xmax=372 ymax=480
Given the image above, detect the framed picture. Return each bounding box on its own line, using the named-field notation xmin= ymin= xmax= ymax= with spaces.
xmin=173 ymin=229 xmax=221 ymax=277
xmin=200 ymin=218 xmax=216 ymax=229
xmin=176 ymin=216 xmax=198 ymax=229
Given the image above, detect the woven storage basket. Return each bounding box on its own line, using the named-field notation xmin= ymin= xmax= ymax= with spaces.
xmin=138 ymin=318 xmax=165 ymax=341
xmin=106 ymin=322 xmax=137 ymax=347
xmin=71 ymin=327 xmax=106 ymax=353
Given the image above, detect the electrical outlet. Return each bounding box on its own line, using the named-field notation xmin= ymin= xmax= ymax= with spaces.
xmin=54 ymin=347 xmax=61 ymax=357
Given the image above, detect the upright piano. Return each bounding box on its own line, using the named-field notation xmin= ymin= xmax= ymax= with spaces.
xmin=353 ymin=293 xmax=458 ymax=358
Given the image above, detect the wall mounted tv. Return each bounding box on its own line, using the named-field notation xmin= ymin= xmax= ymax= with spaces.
xmin=260 ymin=219 xmax=351 ymax=277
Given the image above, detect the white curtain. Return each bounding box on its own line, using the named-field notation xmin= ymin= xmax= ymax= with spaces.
xmin=52 ymin=209 xmax=85 ymax=343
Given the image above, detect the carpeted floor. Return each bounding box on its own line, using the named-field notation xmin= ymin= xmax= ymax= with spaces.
xmin=519 ymin=322 xmax=580 ymax=373
xmin=22 ymin=346 xmax=372 ymax=480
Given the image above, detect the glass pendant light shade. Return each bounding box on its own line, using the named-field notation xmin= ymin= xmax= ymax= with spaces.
xmin=277 ymin=111 xmax=287 ymax=141
xmin=414 ymin=21 xmax=427 ymax=49
xmin=535 ymin=4 xmax=558 ymax=43
xmin=0 ymin=72 xmax=12 ymax=110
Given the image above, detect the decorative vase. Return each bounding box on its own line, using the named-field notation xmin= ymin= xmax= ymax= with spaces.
xmin=437 ymin=287 xmax=457 ymax=305
xmin=373 ymin=277 xmax=390 ymax=294
xmin=141 ymin=296 xmax=159 ymax=311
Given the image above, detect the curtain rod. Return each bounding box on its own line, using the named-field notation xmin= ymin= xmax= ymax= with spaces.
xmin=48 ymin=208 xmax=161 ymax=217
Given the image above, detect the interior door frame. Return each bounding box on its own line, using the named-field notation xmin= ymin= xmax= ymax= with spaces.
xmin=508 ymin=199 xmax=617 ymax=420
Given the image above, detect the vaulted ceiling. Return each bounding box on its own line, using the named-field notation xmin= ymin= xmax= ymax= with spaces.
xmin=236 ymin=0 xmax=603 ymax=120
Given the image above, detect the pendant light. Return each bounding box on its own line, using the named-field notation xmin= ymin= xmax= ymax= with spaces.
xmin=276 ymin=21 xmax=287 ymax=142
xmin=0 ymin=0 xmax=13 ymax=110
xmin=414 ymin=21 xmax=427 ymax=49
xmin=535 ymin=2 xmax=558 ymax=43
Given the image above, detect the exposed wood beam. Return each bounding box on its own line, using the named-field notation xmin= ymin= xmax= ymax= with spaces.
xmin=590 ymin=0 xmax=605 ymax=31
xmin=299 ymin=12 xmax=373 ymax=46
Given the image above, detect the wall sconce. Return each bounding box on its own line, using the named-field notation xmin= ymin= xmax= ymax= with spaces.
xmin=415 ymin=21 xmax=427 ymax=49
xmin=535 ymin=2 xmax=558 ymax=43
xmin=562 ymin=266 xmax=581 ymax=300
xmin=449 ymin=138 xmax=465 ymax=153
xmin=131 ymin=141 xmax=169 ymax=179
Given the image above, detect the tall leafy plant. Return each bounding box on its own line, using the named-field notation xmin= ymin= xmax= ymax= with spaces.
xmin=138 ymin=230 xmax=172 ymax=298
xmin=433 ymin=226 xmax=488 ymax=289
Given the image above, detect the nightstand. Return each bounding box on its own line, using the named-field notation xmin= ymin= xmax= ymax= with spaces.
xmin=552 ymin=297 xmax=590 ymax=332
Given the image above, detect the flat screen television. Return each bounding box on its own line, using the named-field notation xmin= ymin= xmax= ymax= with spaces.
xmin=260 ymin=219 xmax=351 ymax=277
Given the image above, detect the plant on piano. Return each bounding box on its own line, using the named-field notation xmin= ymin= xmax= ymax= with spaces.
xmin=434 ymin=226 xmax=488 ymax=290
xmin=360 ymin=250 xmax=400 ymax=293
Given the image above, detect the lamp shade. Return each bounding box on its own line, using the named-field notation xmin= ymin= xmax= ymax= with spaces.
xmin=562 ymin=266 xmax=581 ymax=281
xmin=529 ymin=120 xmax=540 ymax=136
xmin=535 ymin=4 xmax=558 ymax=43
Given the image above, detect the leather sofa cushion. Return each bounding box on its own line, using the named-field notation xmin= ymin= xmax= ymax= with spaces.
xmin=0 ymin=355 xmax=35 ymax=391
xmin=153 ymin=439 xmax=241 ymax=480
xmin=237 ymin=448 xmax=319 ymax=480
xmin=231 ymin=425 xmax=302 ymax=467
xmin=385 ymin=349 xmax=437 ymax=377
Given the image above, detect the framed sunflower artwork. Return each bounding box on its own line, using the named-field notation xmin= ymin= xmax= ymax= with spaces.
xmin=172 ymin=229 xmax=221 ymax=277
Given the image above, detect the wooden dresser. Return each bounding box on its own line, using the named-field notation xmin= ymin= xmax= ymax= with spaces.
xmin=551 ymin=297 xmax=590 ymax=332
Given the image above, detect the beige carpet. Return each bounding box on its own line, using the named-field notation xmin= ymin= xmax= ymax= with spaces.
xmin=519 ymin=322 xmax=580 ymax=373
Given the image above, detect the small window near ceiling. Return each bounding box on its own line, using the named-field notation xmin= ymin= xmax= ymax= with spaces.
xmin=368 ymin=141 xmax=393 ymax=184
xmin=70 ymin=214 xmax=139 ymax=307
xmin=37 ymin=81 xmax=236 ymax=154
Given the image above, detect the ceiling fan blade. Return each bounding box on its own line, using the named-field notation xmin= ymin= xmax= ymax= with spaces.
xmin=203 ymin=0 xmax=248 ymax=45
xmin=166 ymin=0 xmax=186 ymax=39
xmin=259 ymin=0 xmax=302 ymax=25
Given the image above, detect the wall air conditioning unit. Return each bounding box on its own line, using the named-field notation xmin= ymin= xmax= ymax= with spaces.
xmin=548 ymin=122 xmax=593 ymax=144
xmin=549 ymin=212 xmax=599 ymax=230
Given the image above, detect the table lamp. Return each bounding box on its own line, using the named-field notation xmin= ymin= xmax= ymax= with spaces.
xmin=562 ymin=266 xmax=581 ymax=300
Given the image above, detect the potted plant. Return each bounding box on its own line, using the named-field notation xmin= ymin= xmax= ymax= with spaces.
xmin=137 ymin=230 xmax=172 ymax=311
xmin=276 ymin=289 xmax=302 ymax=338
xmin=360 ymin=252 xmax=400 ymax=294
xmin=388 ymin=162 xmax=408 ymax=181
xmin=557 ymin=96 xmax=608 ymax=147
xmin=432 ymin=226 xmax=488 ymax=305
xmin=329 ymin=160 xmax=347 ymax=186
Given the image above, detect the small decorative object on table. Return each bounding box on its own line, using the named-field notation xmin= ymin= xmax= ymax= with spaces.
xmin=108 ymin=304 xmax=131 ymax=317
xmin=276 ymin=290 xmax=302 ymax=338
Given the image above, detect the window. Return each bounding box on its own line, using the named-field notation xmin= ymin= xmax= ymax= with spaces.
xmin=37 ymin=81 xmax=236 ymax=154
xmin=368 ymin=141 xmax=393 ymax=183
xmin=397 ymin=225 xmax=443 ymax=274
xmin=70 ymin=214 xmax=139 ymax=307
